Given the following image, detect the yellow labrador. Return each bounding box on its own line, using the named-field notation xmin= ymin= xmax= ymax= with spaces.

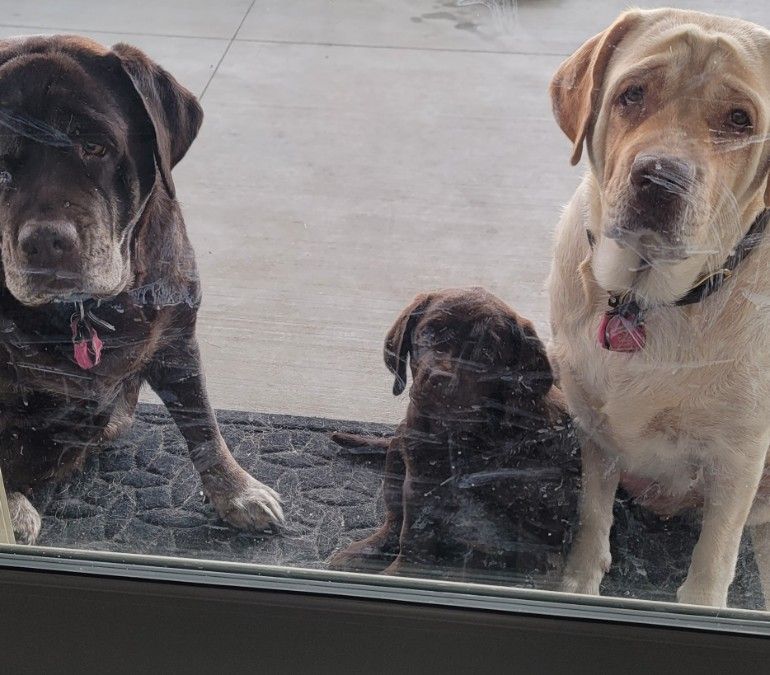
xmin=548 ymin=8 xmax=770 ymax=607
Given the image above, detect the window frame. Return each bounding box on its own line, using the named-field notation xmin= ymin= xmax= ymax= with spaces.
xmin=1 ymin=545 xmax=769 ymax=671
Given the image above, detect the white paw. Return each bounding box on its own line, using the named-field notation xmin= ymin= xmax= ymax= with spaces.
xmin=205 ymin=470 xmax=284 ymax=531
xmin=676 ymin=578 xmax=728 ymax=607
xmin=561 ymin=546 xmax=611 ymax=596
xmin=8 ymin=492 xmax=41 ymax=545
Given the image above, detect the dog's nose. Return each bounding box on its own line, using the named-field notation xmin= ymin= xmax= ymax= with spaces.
xmin=18 ymin=221 xmax=79 ymax=269
xmin=428 ymin=369 xmax=453 ymax=382
xmin=629 ymin=154 xmax=695 ymax=197
xmin=427 ymin=368 xmax=455 ymax=391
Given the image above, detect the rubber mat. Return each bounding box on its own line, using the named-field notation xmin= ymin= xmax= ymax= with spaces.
xmin=29 ymin=404 xmax=763 ymax=609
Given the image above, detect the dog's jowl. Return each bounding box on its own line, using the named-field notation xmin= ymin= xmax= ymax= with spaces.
xmin=0 ymin=36 xmax=282 ymax=544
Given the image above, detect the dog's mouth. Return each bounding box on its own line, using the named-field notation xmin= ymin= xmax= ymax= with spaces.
xmin=20 ymin=266 xmax=82 ymax=282
xmin=21 ymin=266 xmax=81 ymax=278
xmin=3 ymin=242 xmax=130 ymax=306
xmin=3 ymin=269 xmax=110 ymax=307
xmin=412 ymin=403 xmax=497 ymax=426
xmin=606 ymin=226 xmax=688 ymax=264
xmin=410 ymin=378 xmax=500 ymax=420
xmin=17 ymin=266 xmax=84 ymax=296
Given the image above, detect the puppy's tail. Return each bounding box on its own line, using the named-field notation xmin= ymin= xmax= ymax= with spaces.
xmin=330 ymin=432 xmax=391 ymax=450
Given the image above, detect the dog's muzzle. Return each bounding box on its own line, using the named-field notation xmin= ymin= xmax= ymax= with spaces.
xmin=17 ymin=220 xmax=81 ymax=284
xmin=611 ymin=153 xmax=696 ymax=259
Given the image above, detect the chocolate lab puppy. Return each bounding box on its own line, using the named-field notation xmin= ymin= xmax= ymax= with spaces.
xmin=0 ymin=36 xmax=282 ymax=543
xmin=329 ymin=288 xmax=580 ymax=580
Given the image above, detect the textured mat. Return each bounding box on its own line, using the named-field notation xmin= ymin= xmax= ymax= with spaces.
xmin=30 ymin=404 xmax=763 ymax=609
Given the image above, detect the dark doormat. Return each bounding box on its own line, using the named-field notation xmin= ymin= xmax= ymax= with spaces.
xmin=30 ymin=404 xmax=764 ymax=609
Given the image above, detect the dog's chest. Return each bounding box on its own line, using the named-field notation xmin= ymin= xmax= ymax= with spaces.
xmin=0 ymin=298 xmax=160 ymax=401
xmin=567 ymin=324 xmax=770 ymax=485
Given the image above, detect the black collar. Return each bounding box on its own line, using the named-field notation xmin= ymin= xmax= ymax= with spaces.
xmin=587 ymin=209 xmax=770 ymax=312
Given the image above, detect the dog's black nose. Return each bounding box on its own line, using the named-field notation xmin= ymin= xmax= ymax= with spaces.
xmin=624 ymin=154 xmax=696 ymax=240
xmin=629 ymin=154 xmax=694 ymax=197
xmin=427 ymin=369 xmax=453 ymax=383
xmin=18 ymin=222 xmax=79 ymax=270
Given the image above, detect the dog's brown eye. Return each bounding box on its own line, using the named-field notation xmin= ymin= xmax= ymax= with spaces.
xmin=620 ymin=85 xmax=644 ymax=106
xmin=80 ymin=141 xmax=107 ymax=158
xmin=728 ymin=109 xmax=752 ymax=130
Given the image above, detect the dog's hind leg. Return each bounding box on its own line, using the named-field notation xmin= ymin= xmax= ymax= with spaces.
xmin=330 ymin=432 xmax=391 ymax=451
xmin=102 ymin=377 xmax=142 ymax=441
xmin=329 ymin=439 xmax=405 ymax=572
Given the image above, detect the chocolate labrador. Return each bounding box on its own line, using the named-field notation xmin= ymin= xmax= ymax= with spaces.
xmin=329 ymin=288 xmax=580 ymax=580
xmin=0 ymin=35 xmax=282 ymax=544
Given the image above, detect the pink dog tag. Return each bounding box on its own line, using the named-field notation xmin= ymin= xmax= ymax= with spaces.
xmin=71 ymin=318 xmax=103 ymax=369
xmin=598 ymin=311 xmax=646 ymax=352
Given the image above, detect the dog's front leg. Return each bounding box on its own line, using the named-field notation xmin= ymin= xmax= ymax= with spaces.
xmin=147 ymin=336 xmax=283 ymax=529
xmin=677 ymin=452 xmax=765 ymax=607
xmin=562 ymin=437 xmax=619 ymax=595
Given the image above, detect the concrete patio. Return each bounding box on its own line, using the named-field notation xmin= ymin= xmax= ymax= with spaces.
xmin=1 ymin=1 xmax=768 ymax=423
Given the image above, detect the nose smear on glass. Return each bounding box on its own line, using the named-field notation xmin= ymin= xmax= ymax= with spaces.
xmin=458 ymin=0 xmax=518 ymax=33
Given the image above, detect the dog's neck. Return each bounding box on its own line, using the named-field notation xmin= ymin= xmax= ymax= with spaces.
xmin=580 ymin=177 xmax=770 ymax=355
xmin=584 ymin=175 xmax=769 ymax=310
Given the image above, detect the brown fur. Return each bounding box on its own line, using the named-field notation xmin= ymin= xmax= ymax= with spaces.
xmin=0 ymin=36 xmax=282 ymax=542
xmin=328 ymin=288 xmax=580 ymax=579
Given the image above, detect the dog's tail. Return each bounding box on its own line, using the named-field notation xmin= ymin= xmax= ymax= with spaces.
xmin=330 ymin=432 xmax=391 ymax=450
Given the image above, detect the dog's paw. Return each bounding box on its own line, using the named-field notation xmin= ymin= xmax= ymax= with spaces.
xmin=328 ymin=546 xmax=370 ymax=571
xmin=329 ymin=541 xmax=394 ymax=573
xmin=328 ymin=522 xmax=400 ymax=572
xmin=562 ymin=569 xmax=604 ymax=595
xmin=204 ymin=468 xmax=284 ymax=531
xmin=381 ymin=556 xmax=410 ymax=576
xmin=561 ymin=546 xmax=611 ymax=596
xmin=676 ymin=578 xmax=727 ymax=607
xmin=8 ymin=492 xmax=41 ymax=545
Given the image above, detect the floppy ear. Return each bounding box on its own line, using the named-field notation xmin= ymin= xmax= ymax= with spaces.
xmin=111 ymin=43 xmax=203 ymax=199
xmin=550 ymin=10 xmax=640 ymax=166
xmin=507 ymin=318 xmax=554 ymax=398
xmin=383 ymin=293 xmax=433 ymax=396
